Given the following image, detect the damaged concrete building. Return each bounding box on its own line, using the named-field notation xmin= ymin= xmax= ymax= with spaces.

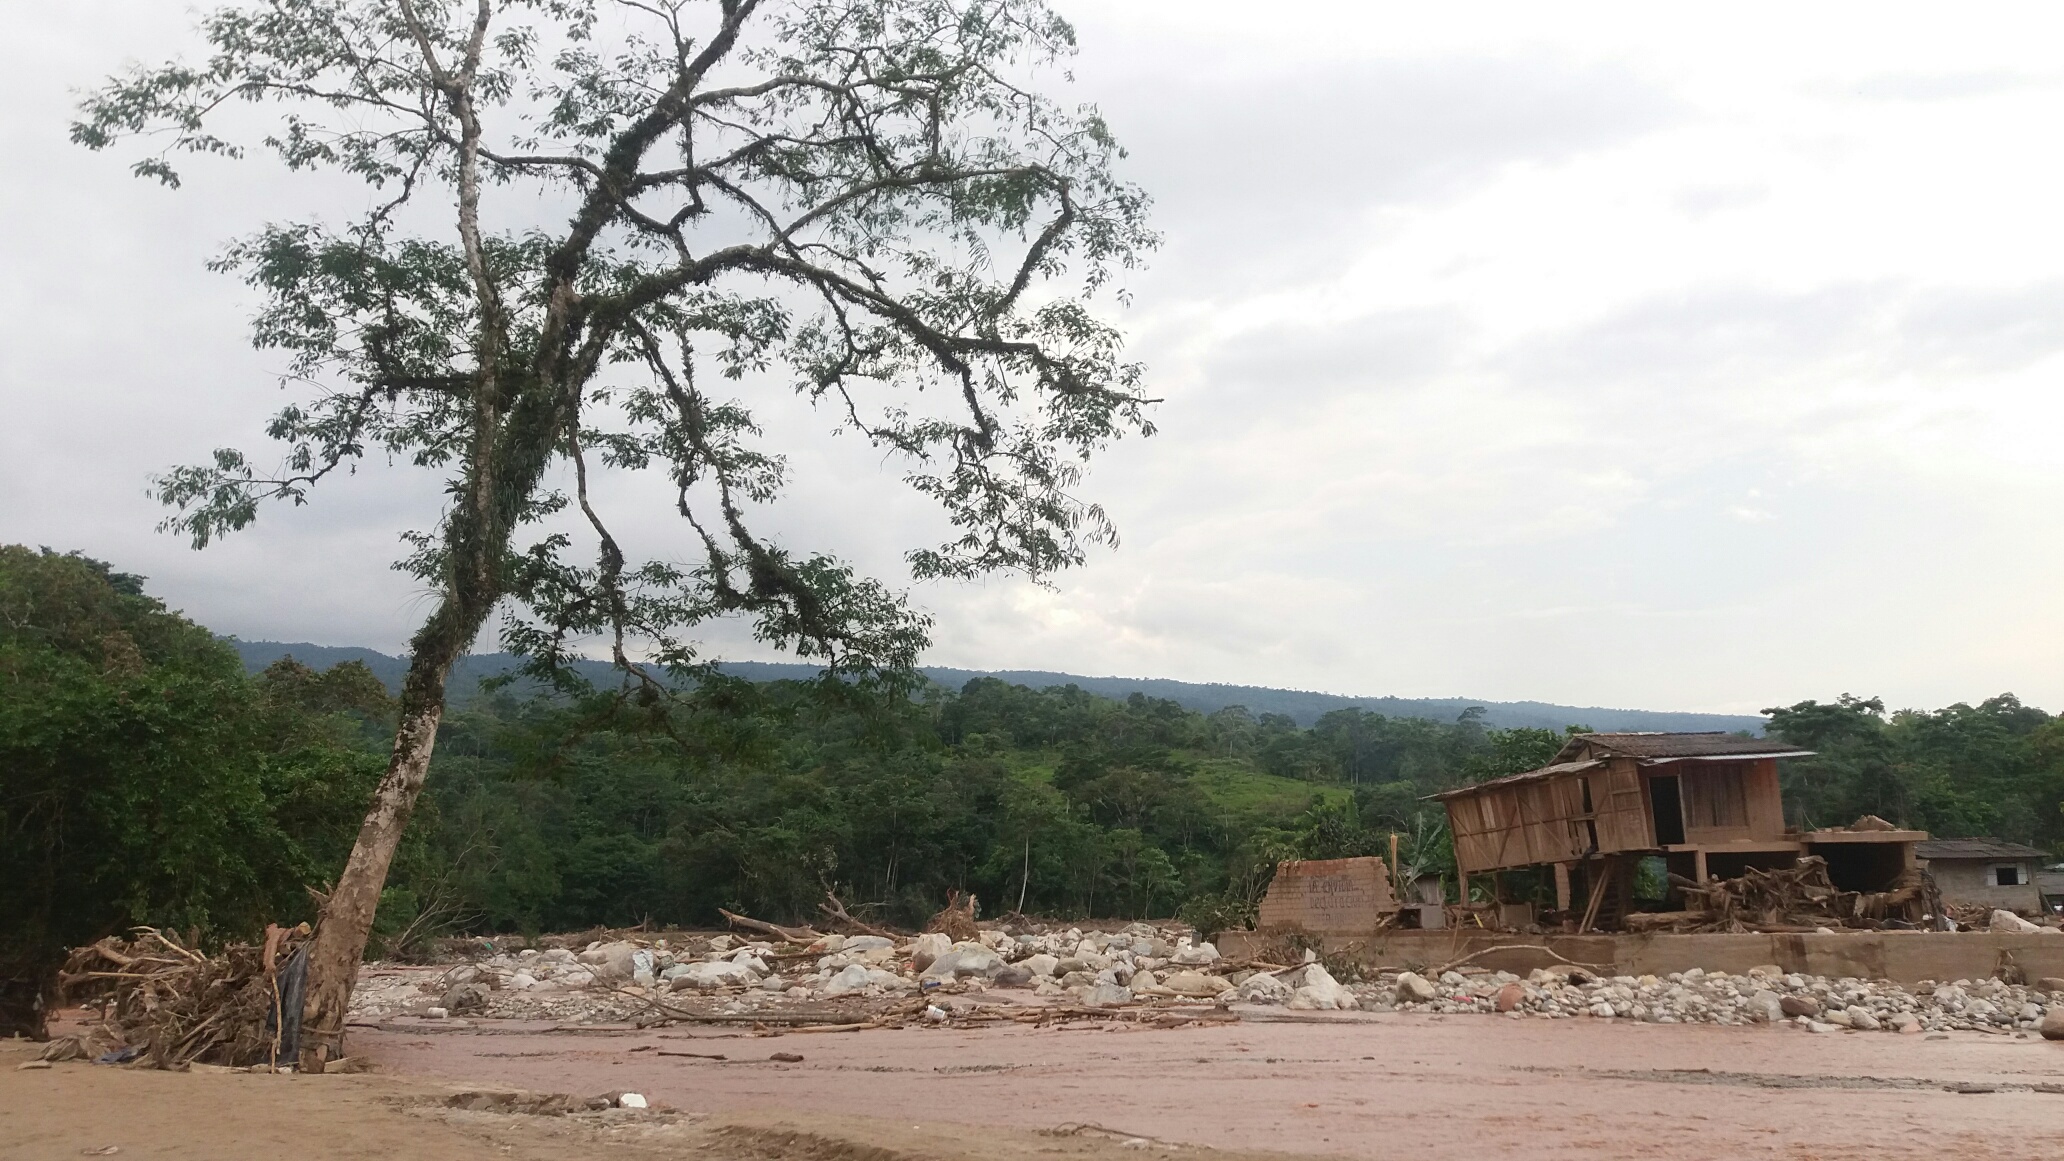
xmin=1430 ymin=732 xmax=1928 ymax=931
xmin=1917 ymin=838 xmax=2052 ymax=914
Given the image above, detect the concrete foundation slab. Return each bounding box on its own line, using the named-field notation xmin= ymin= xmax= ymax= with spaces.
xmin=1220 ymin=928 xmax=2064 ymax=983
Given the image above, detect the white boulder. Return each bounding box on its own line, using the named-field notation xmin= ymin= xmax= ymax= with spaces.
xmin=910 ymin=933 xmax=953 ymax=972
xmin=1236 ymin=973 xmax=1293 ymax=1004
xmin=821 ymin=964 xmax=874 ymax=996
xmin=1989 ymin=910 xmax=2046 ymax=934
xmin=1395 ymin=972 xmax=1438 ymax=1003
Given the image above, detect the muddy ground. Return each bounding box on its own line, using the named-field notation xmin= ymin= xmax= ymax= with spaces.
xmin=9 ymin=1007 xmax=2064 ymax=1160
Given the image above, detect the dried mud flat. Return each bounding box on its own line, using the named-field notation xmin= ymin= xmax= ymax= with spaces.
xmin=10 ymin=1010 xmax=2064 ymax=1161
xmin=1 ymin=1034 xmax=1296 ymax=1161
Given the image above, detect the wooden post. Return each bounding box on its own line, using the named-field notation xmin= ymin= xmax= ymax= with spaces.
xmin=1693 ymin=848 xmax=1708 ymax=885
xmin=1579 ymin=857 xmax=1612 ymax=934
xmin=1389 ymin=832 xmax=1400 ymax=887
xmin=1554 ymin=862 xmax=1572 ymax=912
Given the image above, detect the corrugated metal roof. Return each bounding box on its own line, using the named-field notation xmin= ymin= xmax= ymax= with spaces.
xmin=1554 ymin=731 xmax=1812 ymax=762
xmin=1429 ymin=759 xmax=1603 ymax=801
xmin=1916 ymin=838 xmax=2054 ymax=861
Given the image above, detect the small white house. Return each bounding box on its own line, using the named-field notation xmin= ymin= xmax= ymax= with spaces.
xmin=1916 ymin=838 xmax=2051 ymax=914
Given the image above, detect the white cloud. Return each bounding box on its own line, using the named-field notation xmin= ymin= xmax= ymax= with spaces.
xmin=6 ymin=2 xmax=2064 ymax=714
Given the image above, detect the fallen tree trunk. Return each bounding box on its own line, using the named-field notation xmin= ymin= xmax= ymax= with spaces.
xmin=718 ymin=909 xmax=820 ymax=945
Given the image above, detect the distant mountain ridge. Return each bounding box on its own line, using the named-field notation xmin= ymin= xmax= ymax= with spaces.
xmin=228 ymin=639 xmax=1765 ymax=734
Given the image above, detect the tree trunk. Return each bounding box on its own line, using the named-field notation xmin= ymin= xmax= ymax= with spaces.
xmin=295 ymin=624 xmax=467 ymax=1071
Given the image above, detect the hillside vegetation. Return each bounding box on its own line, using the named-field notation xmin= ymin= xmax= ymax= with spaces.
xmin=227 ymin=640 xmax=1766 ymax=733
xmin=7 ymin=550 xmax=2060 ymax=970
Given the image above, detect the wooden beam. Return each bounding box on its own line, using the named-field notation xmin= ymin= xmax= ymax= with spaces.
xmin=1554 ymin=862 xmax=1572 ymax=913
xmin=1578 ymin=857 xmax=1612 ymax=934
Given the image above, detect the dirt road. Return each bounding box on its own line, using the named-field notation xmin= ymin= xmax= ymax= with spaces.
xmin=9 ymin=1010 xmax=2063 ymax=1160
xmin=0 ymin=1035 xmax=1292 ymax=1161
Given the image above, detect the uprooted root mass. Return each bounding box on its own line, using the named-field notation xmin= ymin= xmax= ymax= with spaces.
xmin=47 ymin=926 xmax=309 ymax=1069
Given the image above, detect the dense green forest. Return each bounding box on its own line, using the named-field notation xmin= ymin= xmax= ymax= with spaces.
xmin=5 ymin=547 xmax=2061 ymax=970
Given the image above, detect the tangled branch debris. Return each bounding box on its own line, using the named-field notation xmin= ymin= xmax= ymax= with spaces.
xmin=817 ymin=892 xmax=898 ymax=939
xmin=1628 ymin=857 xmax=1927 ymax=933
xmin=49 ymin=925 xmax=310 ymax=1069
xmin=924 ymin=890 xmax=980 ymax=942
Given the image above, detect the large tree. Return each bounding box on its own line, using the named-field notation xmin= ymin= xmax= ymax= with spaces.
xmin=76 ymin=0 xmax=1151 ymax=1070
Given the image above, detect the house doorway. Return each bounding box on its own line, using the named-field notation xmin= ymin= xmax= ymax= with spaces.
xmin=1649 ymin=775 xmax=1685 ymax=846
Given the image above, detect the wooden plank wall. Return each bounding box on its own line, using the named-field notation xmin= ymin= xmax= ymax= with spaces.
xmin=1744 ymin=758 xmax=1784 ymax=838
xmin=1675 ymin=758 xmax=1787 ymax=844
xmin=1593 ymin=758 xmax=1653 ymax=852
xmin=1447 ymin=775 xmax=1593 ymax=875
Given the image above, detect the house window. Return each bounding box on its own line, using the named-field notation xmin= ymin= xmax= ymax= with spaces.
xmin=1994 ymin=865 xmax=2023 ymax=887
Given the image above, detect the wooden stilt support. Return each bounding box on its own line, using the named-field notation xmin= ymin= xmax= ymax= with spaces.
xmin=1578 ymin=857 xmax=1612 ymax=934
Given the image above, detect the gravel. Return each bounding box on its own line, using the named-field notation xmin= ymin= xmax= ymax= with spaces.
xmin=1346 ymin=964 xmax=2064 ymax=1034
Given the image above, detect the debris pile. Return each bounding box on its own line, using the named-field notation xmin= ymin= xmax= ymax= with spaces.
xmin=48 ymin=926 xmax=309 ymax=1068
xmin=1620 ymin=856 xmax=1931 ymax=933
xmin=347 ymin=920 xmax=2064 ymax=1040
xmin=348 ymin=920 xmax=1263 ymax=1025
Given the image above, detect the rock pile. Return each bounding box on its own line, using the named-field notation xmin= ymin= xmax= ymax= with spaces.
xmin=1320 ymin=963 xmax=2064 ymax=1034
xmin=346 ymin=925 xmax=2064 ymax=1040
xmin=348 ymin=922 xmax=1245 ymax=1023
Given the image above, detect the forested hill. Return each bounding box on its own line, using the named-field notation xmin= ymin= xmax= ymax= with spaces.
xmin=227 ymin=639 xmax=1763 ymax=733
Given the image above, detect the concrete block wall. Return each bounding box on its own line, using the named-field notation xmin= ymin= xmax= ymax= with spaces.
xmin=1930 ymin=860 xmax=2044 ymax=914
xmin=1217 ymin=928 xmax=2064 ymax=985
xmin=1255 ymin=857 xmax=1398 ymax=935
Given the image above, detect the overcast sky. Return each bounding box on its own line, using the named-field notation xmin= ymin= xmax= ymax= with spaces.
xmin=6 ymin=2 xmax=2064 ymax=716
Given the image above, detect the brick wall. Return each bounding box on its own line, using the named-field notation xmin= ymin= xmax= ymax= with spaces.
xmin=1255 ymin=857 xmax=1398 ymax=935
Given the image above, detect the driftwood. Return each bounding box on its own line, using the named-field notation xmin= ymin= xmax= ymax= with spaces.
xmin=620 ymin=984 xmax=1236 ymax=1036
xmin=618 ymin=989 xmax=876 ymax=1027
xmin=1623 ymin=910 xmax=1708 ymax=933
xmin=1657 ymin=857 xmax=1926 ymax=933
xmin=52 ymin=926 xmax=310 ymax=1069
xmin=1431 ymin=944 xmax=1612 ymax=976
xmin=717 ymin=909 xmax=821 ymax=945
xmin=818 ymin=892 xmax=899 ymax=939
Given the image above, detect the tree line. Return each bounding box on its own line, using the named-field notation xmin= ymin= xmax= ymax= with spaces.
xmin=6 ymin=546 xmax=2062 ymax=1031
